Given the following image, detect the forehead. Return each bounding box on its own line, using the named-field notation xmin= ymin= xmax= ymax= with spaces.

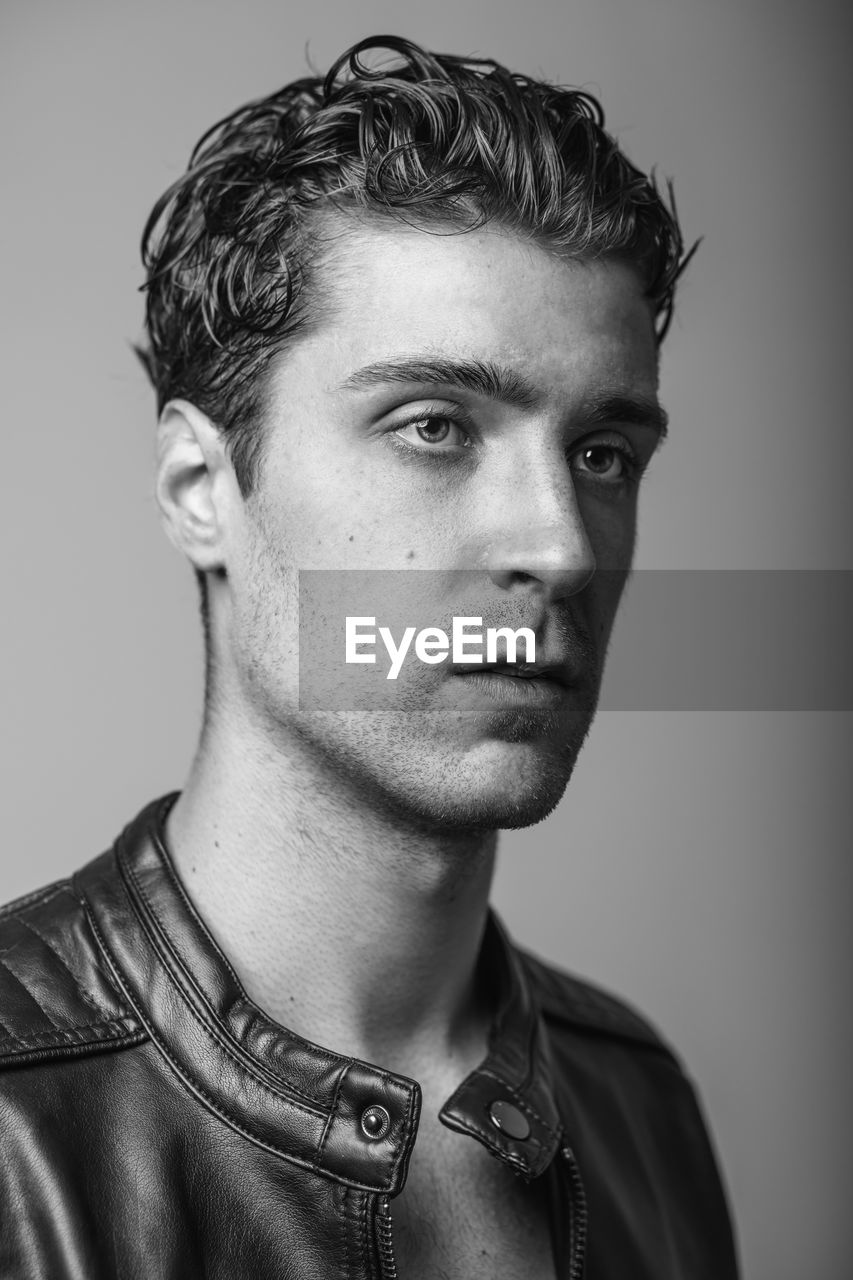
xmin=277 ymin=218 xmax=659 ymax=402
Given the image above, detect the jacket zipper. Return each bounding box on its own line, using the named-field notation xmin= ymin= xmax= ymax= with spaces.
xmin=560 ymin=1145 xmax=589 ymax=1280
xmin=373 ymin=1154 xmax=585 ymax=1279
xmin=374 ymin=1194 xmax=399 ymax=1280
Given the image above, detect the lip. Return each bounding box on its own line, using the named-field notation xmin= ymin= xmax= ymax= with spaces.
xmin=452 ymin=658 xmax=578 ymax=686
xmin=450 ymin=668 xmax=573 ymax=706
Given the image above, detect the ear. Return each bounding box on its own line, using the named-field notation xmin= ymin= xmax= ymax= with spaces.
xmin=155 ymin=400 xmax=238 ymax=572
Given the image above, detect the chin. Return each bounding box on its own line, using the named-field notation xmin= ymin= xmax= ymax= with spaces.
xmin=453 ymin=740 xmax=583 ymax=829
xmin=364 ymin=734 xmax=588 ymax=834
xmin=451 ymin=784 xmax=570 ymax=832
xmin=286 ymin=700 xmax=596 ymax=833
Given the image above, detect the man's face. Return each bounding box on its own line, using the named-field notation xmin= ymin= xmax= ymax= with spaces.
xmin=218 ymin=219 xmax=663 ymax=831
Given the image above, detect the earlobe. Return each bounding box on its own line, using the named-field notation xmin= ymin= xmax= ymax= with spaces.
xmin=155 ymin=400 xmax=233 ymax=572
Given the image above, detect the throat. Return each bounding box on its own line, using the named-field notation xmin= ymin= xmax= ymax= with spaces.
xmin=390 ymin=1107 xmax=557 ymax=1280
xmin=164 ymin=758 xmax=499 ymax=1065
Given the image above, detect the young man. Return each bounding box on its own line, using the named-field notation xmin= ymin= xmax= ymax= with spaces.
xmin=0 ymin=36 xmax=738 ymax=1279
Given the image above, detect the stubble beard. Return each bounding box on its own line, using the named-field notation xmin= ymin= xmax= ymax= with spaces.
xmin=270 ymin=680 xmax=602 ymax=837
xmin=235 ymin=506 xmax=606 ymax=836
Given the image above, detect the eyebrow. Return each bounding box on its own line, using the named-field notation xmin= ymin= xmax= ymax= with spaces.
xmin=340 ymin=356 xmax=540 ymax=410
xmin=581 ymin=394 xmax=669 ymax=440
xmin=340 ymin=355 xmax=668 ymax=438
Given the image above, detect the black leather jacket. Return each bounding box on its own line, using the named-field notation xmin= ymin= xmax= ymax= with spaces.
xmin=0 ymin=795 xmax=739 ymax=1278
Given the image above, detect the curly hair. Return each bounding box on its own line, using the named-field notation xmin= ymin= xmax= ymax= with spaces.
xmin=139 ymin=34 xmax=694 ymax=498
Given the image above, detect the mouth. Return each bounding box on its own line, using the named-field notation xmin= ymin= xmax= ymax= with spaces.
xmin=452 ymin=660 xmax=577 ymax=686
xmin=449 ymin=661 xmax=578 ymax=707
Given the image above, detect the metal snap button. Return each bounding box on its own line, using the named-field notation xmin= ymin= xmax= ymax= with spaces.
xmin=487 ymin=1099 xmax=530 ymax=1141
xmin=360 ymin=1104 xmax=391 ymax=1141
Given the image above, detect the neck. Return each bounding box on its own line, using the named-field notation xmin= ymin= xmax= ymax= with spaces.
xmin=166 ymin=709 xmax=498 ymax=1077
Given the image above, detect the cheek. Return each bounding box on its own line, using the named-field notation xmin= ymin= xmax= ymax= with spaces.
xmin=263 ymin=438 xmax=403 ymax=561
xmin=224 ymin=519 xmax=303 ymax=709
xmin=578 ymin=494 xmax=638 ymax=571
xmin=239 ymin=524 xmax=297 ymax=644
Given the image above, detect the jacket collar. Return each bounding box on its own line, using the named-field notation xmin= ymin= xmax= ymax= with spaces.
xmin=77 ymin=794 xmax=563 ymax=1193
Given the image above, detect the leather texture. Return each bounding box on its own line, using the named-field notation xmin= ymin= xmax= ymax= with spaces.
xmin=0 ymin=795 xmax=740 ymax=1278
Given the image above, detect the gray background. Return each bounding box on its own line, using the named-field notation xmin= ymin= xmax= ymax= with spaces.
xmin=2 ymin=1 xmax=850 ymax=1276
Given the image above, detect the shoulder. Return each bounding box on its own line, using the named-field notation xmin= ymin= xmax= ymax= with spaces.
xmin=0 ymin=865 xmax=143 ymax=1071
xmin=518 ymin=945 xmax=740 ymax=1274
xmin=518 ymin=943 xmax=680 ymax=1061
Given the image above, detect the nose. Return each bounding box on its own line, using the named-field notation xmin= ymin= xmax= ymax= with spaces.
xmin=483 ymin=455 xmax=596 ymax=603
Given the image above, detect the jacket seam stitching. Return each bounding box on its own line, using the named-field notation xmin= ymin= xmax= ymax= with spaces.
xmin=0 ymin=1016 xmax=140 ymax=1056
xmin=0 ymin=1016 xmax=137 ymax=1047
xmin=340 ymin=1186 xmax=350 ymax=1280
xmin=147 ymin=807 xmax=360 ymax=1083
xmin=0 ymin=955 xmax=64 ymax=1032
xmin=119 ymin=851 xmax=332 ymax=1112
xmin=149 ymin=808 xmax=252 ymax=995
xmin=0 ymin=1027 xmax=147 ymax=1069
xmin=475 ymin=1066 xmax=561 ymax=1142
xmin=314 ymin=1060 xmax=350 ymax=1171
xmin=83 ymin=902 xmax=405 ymax=1192
xmin=15 ymin=914 xmax=109 ymax=1023
xmin=313 ymin=1063 xmax=401 ymax=1193
xmin=88 ymin=897 xmax=328 ymax=1124
xmin=451 ymin=1103 xmax=549 ymax=1161
xmin=345 ymin=1185 xmax=365 ymax=1280
xmin=87 ymin=905 xmax=320 ymax=1158
xmin=359 ymin=1188 xmax=371 ymax=1279
xmin=355 ymin=1188 xmax=369 ymax=1280
xmin=0 ymin=882 xmax=65 ymax=920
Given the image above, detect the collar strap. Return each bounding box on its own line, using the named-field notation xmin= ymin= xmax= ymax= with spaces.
xmin=78 ymin=795 xmax=562 ymax=1191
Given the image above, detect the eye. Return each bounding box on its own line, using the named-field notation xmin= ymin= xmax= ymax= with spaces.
xmin=571 ymin=441 xmax=635 ymax=484
xmin=393 ymin=416 xmax=472 ymax=450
